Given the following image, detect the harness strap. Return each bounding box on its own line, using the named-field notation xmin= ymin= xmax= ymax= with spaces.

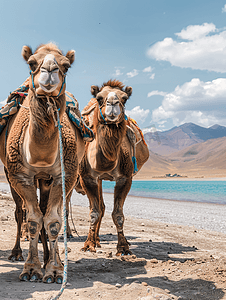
xmin=99 ymin=106 xmax=106 ymax=124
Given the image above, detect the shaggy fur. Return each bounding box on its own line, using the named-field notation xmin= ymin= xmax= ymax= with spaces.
xmin=79 ymin=80 xmax=149 ymax=255
xmin=0 ymin=43 xmax=84 ymax=283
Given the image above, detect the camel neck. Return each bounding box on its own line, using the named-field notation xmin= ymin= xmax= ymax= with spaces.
xmin=23 ymin=91 xmax=66 ymax=167
xmin=95 ymin=121 xmax=126 ymax=167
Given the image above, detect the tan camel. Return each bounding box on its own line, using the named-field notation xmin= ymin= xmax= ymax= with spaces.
xmin=0 ymin=43 xmax=85 ymax=283
xmin=79 ymin=80 xmax=149 ymax=255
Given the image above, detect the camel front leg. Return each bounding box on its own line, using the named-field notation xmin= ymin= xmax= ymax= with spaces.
xmin=80 ymin=175 xmax=101 ymax=252
xmin=9 ymin=175 xmax=43 ymax=281
xmin=112 ymin=176 xmax=132 ymax=256
xmin=43 ymin=184 xmax=64 ymax=284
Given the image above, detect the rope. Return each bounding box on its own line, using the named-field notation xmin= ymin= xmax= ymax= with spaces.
xmin=50 ymin=109 xmax=68 ymax=300
xmin=69 ymin=199 xmax=80 ymax=238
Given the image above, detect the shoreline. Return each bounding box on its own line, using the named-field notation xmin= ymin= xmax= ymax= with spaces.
xmin=1 ymin=179 xmax=226 ymax=234
xmin=70 ymin=191 xmax=226 ymax=235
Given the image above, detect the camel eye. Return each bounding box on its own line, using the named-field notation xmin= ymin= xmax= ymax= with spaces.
xmin=96 ymin=95 xmax=104 ymax=106
xmin=28 ymin=59 xmax=37 ymax=72
xmin=122 ymin=95 xmax=128 ymax=103
xmin=63 ymin=63 xmax=70 ymax=73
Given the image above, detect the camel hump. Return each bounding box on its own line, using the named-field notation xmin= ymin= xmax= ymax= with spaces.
xmin=81 ymin=98 xmax=98 ymax=128
xmin=127 ymin=117 xmax=147 ymax=147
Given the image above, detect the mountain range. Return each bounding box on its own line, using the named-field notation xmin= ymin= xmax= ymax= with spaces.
xmin=1 ymin=122 xmax=226 ymax=180
xmin=134 ymin=122 xmax=226 ymax=179
xmin=143 ymin=122 xmax=226 ymax=156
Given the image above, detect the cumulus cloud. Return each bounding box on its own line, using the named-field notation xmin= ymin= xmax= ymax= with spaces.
xmin=147 ymin=22 xmax=226 ymax=73
xmin=127 ymin=69 xmax=139 ymax=78
xmin=222 ymin=4 xmax=226 ymax=12
xmin=151 ymin=78 xmax=226 ymax=127
xmin=148 ymin=90 xmax=167 ymax=97
xmin=0 ymin=99 xmax=6 ymax=108
xmin=175 ymin=23 xmax=216 ymax=40
xmin=150 ymin=73 xmax=155 ymax=80
xmin=126 ymin=106 xmax=150 ymax=123
xmin=113 ymin=68 xmax=123 ymax=76
xmin=143 ymin=66 xmax=153 ymax=73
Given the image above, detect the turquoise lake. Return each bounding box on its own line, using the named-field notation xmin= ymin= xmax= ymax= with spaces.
xmin=102 ymin=180 xmax=226 ymax=205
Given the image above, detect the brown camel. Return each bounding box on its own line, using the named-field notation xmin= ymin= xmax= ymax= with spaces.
xmin=79 ymin=80 xmax=149 ymax=255
xmin=0 ymin=43 xmax=85 ymax=283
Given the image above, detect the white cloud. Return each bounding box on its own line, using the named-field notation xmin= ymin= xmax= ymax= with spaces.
xmin=127 ymin=69 xmax=139 ymax=78
xmin=0 ymin=99 xmax=6 ymax=108
xmin=147 ymin=23 xmax=226 ymax=73
xmin=222 ymin=4 xmax=226 ymax=12
xmin=113 ymin=68 xmax=123 ymax=76
xmin=150 ymin=73 xmax=155 ymax=80
xmin=152 ymin=78 xmax=226 ymax=127
xmin=148 ymin=90 xmax=166 ymax=97
xmin=176 ymin=23 xmax=216 ymax=40
xmin=126 ymin=106 xmax=150 ymax=123
xmin=143 ymin=66 xmax=153 ymax=73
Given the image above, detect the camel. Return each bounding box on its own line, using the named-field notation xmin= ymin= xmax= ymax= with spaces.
xmin=79 ymin=80 xmax=149 ymax=255
xmin=0 ymin=43 xmax=85 ymax=283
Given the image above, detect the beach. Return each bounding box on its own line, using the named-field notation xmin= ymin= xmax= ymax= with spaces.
xmin=1 ymin=181 xmax=226 ymax=300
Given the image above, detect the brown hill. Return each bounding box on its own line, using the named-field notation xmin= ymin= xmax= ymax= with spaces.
xmin=136 ymin=137 xmax=226 ymax=179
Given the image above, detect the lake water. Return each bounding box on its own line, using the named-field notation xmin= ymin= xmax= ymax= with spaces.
xmin=102 ymin=180 xmax=226 ymax=205
xmin=1 ymin=180 xmax=226 ymax=205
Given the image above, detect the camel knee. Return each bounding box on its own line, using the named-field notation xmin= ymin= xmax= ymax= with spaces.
xmin=28 ymin=221 xmax=42 ymax=238
xmin=90 ymin=210 xmax=100 ymax=226
xmin=112 ymin=211 xmax=124 ymax=229
xmin=46 ymin=221 xmax=61 ymax=239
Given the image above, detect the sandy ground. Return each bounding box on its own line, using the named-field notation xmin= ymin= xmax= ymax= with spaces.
xmin=1 ymin=186 xmax=226 ymax=300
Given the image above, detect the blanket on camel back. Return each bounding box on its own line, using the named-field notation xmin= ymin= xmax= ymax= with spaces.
xmin=0 ymin=78 xmax=94 ymax=142
xmin=81 ymin=98 xmax=148 ymax=174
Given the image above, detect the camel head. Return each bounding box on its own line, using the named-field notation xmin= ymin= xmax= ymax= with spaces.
xmin=22 ymin=43 xmax=75 ymax=97
xmin=91 ymin=79 xmax=132 ymax=124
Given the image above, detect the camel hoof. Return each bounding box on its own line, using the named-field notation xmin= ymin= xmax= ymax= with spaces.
xmin=30 ymin=274 xmax=38 ymax=282
xmin=18 ymin=256 xmax=24 ymax=261
xmin=67 ymin=234 xmax=73 ymax=239
xmin=20 ymin=273 xmax=30 ymax=281
xmin=44 ymin=275 xmax=54 ymax=284
xmin=55 ymin=275 xmax=63 ymax=284
xmin=8 ymin=255 xmax=16 ymax=262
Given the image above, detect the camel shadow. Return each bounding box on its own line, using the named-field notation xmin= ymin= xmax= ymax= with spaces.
xmin=0 ymin=241 xmax=225 ymax=300
xmin=131 ymin=240 xmax=197 ymax=262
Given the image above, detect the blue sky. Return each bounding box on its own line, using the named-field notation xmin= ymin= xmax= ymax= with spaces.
xmin=1 ymin=0 xmax=226 ymax=131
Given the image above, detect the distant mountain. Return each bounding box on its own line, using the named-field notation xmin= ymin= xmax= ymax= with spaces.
xmin=143 ymin=122 xmax=226 ymax=156
xmin=136 ymin=136 xmax=226 ymax=179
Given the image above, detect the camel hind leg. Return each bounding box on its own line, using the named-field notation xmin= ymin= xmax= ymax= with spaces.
xmin=4 ymin=167 xmax=24 ymax=261
xmin=95 ymin=179 xmax=105 ymax=248
xmin=112 ymin=176 xmax=132 ymax=256
xmin=66 ymin=190 xmax=73 ymax=238
xmin=80 ymin=175 xmax=101 ymax=252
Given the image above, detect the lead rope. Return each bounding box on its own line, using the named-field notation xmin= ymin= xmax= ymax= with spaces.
xmin=50 ymin=109 xmax=68 ymax=300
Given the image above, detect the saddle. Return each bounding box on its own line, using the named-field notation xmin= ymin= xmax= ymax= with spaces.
xmin=0 ymin=80 xmax=94 ymax=142
xmin=82 ymin=98 xmax=147 ymax=174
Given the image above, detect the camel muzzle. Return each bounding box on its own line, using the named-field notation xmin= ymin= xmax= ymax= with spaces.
xmin=38 ymin=54 xmax=60 ymax=93
xmin=105 ymin=101 xmax=121 ymax=121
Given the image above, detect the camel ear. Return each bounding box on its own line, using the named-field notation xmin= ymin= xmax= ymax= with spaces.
xmin=91 ymin=85 xmax=100 ymax=97
xmin=22 ymin=46 xmax=33 ymax=62
xmin=125 ymin=86 xmax=132 ymax=97
xmin=66 ymin=50 xmax=75 ymax=65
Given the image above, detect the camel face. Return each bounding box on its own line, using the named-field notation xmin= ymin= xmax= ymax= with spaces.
xmin=38 ymin=54 xmax=60 ymax=93
xmin=22 ymin=43 xmax=75 ymax=96
xmin=96 ymin=87 xmax=130 ymax=123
